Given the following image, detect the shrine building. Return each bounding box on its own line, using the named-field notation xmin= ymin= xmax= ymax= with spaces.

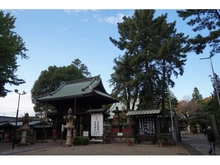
xmin=35 ymin=75 xmax=118 ymax=138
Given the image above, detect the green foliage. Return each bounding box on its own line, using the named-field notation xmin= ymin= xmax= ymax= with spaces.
xmin=156 ymin=134 xmax=164 ymax=142
xmin=72 ymin=58 xmax=91 ymax=77
xmin=31 ymin=63 xmax=86 ymax=112
xmin=73 ymin=136 xmax=89 ymax=146
xmin=109 ymin=9 xmax=190 ymax=118
xmin=203 ymin=74 xmax=220 ymax=122
xmin=191 ymin=87 xmax=203 ymax=103
xmin=0 ymin=11 xmax=28 ymax=97
xmin=10 ymin=135 xmax=22 ymax=144
xmin=177 ymin=10 xmax=220 ymax=57
xmin=188 ymin=102 xmax=208 ymax=129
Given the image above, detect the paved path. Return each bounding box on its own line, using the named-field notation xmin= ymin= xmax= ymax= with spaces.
xmin=1 ymin=133 xmax=219 ymax=155
xmin=0 ymin=140 xmax=61 ymax=155
xmin=181 ymin=133 xmax=220 ymax=155
xmin=0 ymin=139 xmax=189 ymax=155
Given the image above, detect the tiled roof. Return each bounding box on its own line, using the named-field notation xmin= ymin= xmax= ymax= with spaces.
xmin=126 ymin=109 xmax=161 ymax=116
xmin=36 ymin=75 xmax=118 ymax=103
xmin=87 ymin=108 xmax=105 ymax=113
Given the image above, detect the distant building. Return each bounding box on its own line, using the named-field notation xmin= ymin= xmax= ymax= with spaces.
xmin=0 ymin=115 xmax=53 ymax=142
xmin=108 ymin=99 xmax=140 ymax=119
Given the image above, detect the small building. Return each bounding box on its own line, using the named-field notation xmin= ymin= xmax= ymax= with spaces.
xmin=0 ymin=116 xmax=53 ymax=142
xmin=107 ymin=102 xmax=181 ymax=144
xmin=35 ymin=75 xmax=118 ymax=138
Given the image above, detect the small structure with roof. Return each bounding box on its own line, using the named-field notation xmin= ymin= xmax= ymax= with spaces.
xmin=35 ymin=75 xmax=118 ymax=139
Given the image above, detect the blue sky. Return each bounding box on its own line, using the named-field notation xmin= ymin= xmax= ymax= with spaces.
xmin=0 ymin=7 xmax=220 ymax=117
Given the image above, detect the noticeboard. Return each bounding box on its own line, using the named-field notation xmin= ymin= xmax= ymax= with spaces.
xmin=83 ymin=131 xmax=89 ymax=137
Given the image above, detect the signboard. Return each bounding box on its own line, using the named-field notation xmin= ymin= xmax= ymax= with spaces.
xmin=91 ymin=113 xmax=103 ymax=137
xmin=83 ymin=131 xmax=89 ymax=137
xmin=61 ymin=124 xmax=65 ymax=132
xmin=117 ymin=132 xmax=123 ymax=136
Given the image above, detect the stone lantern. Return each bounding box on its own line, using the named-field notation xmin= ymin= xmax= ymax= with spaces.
xmin=63 ymin=108 xmax=76 ymax=147
xmin=196 ymin=123 xmax=200 ymax=133
xmin=112 ymin=107 xmax=122 ymax=132
xmin=18 ymin=113 xmax=30 ymax=146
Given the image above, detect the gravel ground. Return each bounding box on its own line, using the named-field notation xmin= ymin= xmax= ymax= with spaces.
xmin=14 ymin=143 xmax=190 ymax=155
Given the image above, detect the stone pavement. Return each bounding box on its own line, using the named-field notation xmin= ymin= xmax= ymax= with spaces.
xmin=1 ymin=133 xmax=219 ymax=155
xmin=0 ymin=139 xmax=61 ymax=155
xmin=0 ymin=139 xmax=189 ymax=155
xmin=14 ymin=143 xmax=190 ymax=155
xmin=181 ymin=133 xmax=220 ymax=155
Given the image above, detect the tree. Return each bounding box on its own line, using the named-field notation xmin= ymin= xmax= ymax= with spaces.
xmin=0 ymin=11 xmax=28 ymax=97
xmin=31 ymin=64 xmax=85 ymax=112
xmin=185 ymin=88 xmax=207 ymax=130
xmin=176 ymin=96 xmax=197 ymax=126
xmin=167 ymin=90 xmax=178 ymax=110
xmin=189 ymin=103 xmax=207 ymax=130
xmin=72 ymin=58 xmax=91 ymax=77
xmin=109 ymin=10 xmax=160 ymax=110
xmin=210 ymin=73 xmax=220 ymax=108
xmin=191 ymin=87 xmax=203 ymax=103
xmin=205 ymin=74 xmax=220 ymax=121
xmin=177 ymin=10 xmax=220 ymax=57
xmin=109 ymin=53 xmax=140 ymax=110
xmin=109 ymin=9 xmax=190 ymax=121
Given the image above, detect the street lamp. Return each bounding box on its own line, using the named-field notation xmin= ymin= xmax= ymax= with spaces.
xmin=161 ymin=65 xmax=176 ymax=143
xmin=200 ymin=56 xmax=220 ymax=108
xmin=12 ymin=89 xmax=26 ymax=149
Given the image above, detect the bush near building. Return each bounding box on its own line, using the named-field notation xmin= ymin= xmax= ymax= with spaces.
xmin=73 ymin=136 xmax=89 ymax=145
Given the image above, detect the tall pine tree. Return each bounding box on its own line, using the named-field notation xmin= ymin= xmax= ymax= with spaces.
xmin=191 ymin=87 xmax=203 ymax=103
xmin=177 ymin=10 xmax=220 ymax=57
xmin=109 ymin=9 xmax=190 ymax=126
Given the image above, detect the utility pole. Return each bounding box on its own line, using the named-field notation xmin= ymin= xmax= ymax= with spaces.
xmin=200 ymin=56 xmax=220 ymax=108
xmin=12 ymin=89 xmax=26 ymax=149
xmin=161 ymin=65 xmax=176 ymax=143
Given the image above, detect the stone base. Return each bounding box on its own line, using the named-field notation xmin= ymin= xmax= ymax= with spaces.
xmin=63 ymin=144 xmax=72 ymax=147
xmin=90 ymin=139 xmax=104 ymax=143
xmin=17 ymin=143 xmax=29 ymax=146
xmin=115 ymin=138 xmax=126 ymax=143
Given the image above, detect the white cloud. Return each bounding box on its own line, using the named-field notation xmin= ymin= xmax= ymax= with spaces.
xmin=93 ymin=14 xmax=99 ymax=18
xmin=82 ymin=19 xmax=88 ymax=22
xmin=6 ymin=10 xmax=26 ymax=15
xmin=64 ymin=9 xmax=98 ymax=15
xmin=93 ymin=14 xmax=103 ymax=22
xmin=104 ymin=13 xmax=125 ymax=24
xmin=93 ymin=13 xmax=125 ymax=25
xmin=98 ymin=18 xmax=103 ymax=22
xmin=0 ymin=93 xmax=35 ymax=117
xmin=11 ymin=10 xmax=18 ymax=15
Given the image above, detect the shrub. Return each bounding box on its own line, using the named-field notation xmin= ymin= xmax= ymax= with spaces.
xmin=10 ymin=135 xmax=22 ymax=144
xmin=81 ymin=137 xmax=89 ymax=145
xmin=73 ymin=136 xmax=89 ymax=146
xmin=191 ymin=129 xmax=198 ymax=134
xmin=157 ymin=134 xmax=164 ymax=142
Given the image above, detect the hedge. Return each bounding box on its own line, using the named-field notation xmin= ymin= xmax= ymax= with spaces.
xmin=73 ymin=136 xmax=89 ymax=146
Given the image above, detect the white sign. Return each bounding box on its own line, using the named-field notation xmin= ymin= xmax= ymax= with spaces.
xmin=83 ymin=131 xmax=89 ymax=137
xmin=91 ymin=113 xmax=103 ymax=137
xmin=117 ymin=132 xmax=123 ymax=136
xmin=61 ymin=124 xmax=64 ymax=132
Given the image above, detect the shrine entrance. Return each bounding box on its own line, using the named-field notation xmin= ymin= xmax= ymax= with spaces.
xmin=126 ymin=109 xmax=161 ymax=144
